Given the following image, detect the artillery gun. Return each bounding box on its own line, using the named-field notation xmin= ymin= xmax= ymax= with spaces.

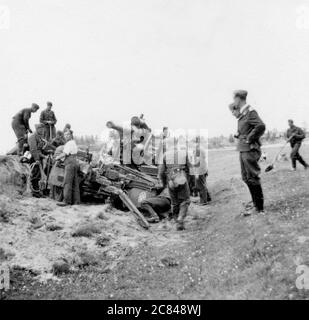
xmin=48 ymin=150 xmax=161 ymax=229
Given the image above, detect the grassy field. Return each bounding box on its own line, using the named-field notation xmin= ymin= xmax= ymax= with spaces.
xmin=2 ymin=143 xmax=309 ymax=300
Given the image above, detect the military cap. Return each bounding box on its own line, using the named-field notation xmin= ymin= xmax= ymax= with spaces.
xmin=131 ymin=116 xmax=142 ymax=126
xmin=31 ymin=103 xmax=40 ymax=110
xmin=47 ymin=101 xmax=53 ymax=107
xmin=233 ymin=90 xmax=248 ymax=100
xmin=56 ymin=130 xmax=64 ymax=136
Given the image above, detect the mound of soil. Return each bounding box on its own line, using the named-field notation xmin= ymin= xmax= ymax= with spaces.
xmin=0 ymin=195 xmax=185 ymax=280
xmin=0 ymin=156 xmax=30 ymax=195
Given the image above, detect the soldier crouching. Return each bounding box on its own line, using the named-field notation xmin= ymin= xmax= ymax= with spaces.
xmin=139 ymin=188 xmax=172 ymax=223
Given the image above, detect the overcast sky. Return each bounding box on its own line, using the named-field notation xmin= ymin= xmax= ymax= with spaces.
xmin=1 ymin=0 xmax=309 ymax=152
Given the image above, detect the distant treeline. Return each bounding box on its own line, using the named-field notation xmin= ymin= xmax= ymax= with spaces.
xmin=74 ymin=135 xmax=102 ymax=151
xmin=75 ymin=127 xmax=308 ymax=151
xmin=209 ymin=128 xmax=309 ymax=149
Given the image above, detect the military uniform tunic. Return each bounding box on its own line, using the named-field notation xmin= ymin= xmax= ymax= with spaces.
xmin=287 ymin=125 xmax=308 ymax=169
xmin=158 ymin=148 xmax=191 ymax=229
xmin=237 ymin=105 xmax=266 ymax=185
xmin=12 ymin=108 xmax=33 ymax=154
xmin=40 ymin=109 xmax=57 ymax=141
xmin=28 ymin=132 xmax=45 ymax=196
xmin=236 ymin=105 xmax=266 ymax=211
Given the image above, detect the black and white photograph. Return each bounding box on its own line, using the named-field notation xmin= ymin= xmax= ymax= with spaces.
xmin=0 ymin=0 xmax=309 ymax=304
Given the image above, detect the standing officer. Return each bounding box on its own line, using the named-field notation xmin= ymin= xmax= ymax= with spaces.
xmin=287 ymin=120 xmax=308 ymax=171
xmin=229 ymin=90 xmax=266 ymax=216
xmin=158 ymin=136 xmax=191 ymax=230
xmin=40 ymin=101 xmax=57 ymax=141
xmin=12 ymin=103 xmax=40 ymax=155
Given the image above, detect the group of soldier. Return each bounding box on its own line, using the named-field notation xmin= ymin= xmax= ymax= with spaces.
xmin=149 ymin=89 xmax=308 ymax=229
xmin=9 ymin=91 xmax=308 ymax=230
xmin=11 ymin=102 xmax=78 ymax=206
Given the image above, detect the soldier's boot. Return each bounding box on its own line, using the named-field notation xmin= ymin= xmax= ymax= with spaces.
xmin=247 ymin=184 xmax=257 ymax=209
xmin=254 ymin=185 xmax=264 ymax=213
xmin=170 ymin=204 xmax=180 ymax=221
xmin=147 ymin=208 xmax=160 ymax=223
xmin=244 ymin=185 xmax=264 ymax=216
xmin=298 ymin=156 xmax=308 ymax=169
xmin=31 ymin=179 xmax=43 ymax=198
xmin=140 ymin=203 xmax=160 ymax=223
xmin=176 ymin=201 xmax=190 ymax=231
xmin=291 ymin=158 xmax=297 ymax=170
xmin=206 ymin=190 xmax=212 ymax=202
xmin=198 ymin=188 xmax=208 ymax=206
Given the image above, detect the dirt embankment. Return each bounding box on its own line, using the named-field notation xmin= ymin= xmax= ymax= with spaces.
xmin=0 ymin=156 xmax=29 ymax=195
xmin=0 ymin=154 xmax=187 ymax=283
xmin=0 ymin=194 xmax=189 ymax=279
xmin=1 ymin=146 xmax=309 ymax=300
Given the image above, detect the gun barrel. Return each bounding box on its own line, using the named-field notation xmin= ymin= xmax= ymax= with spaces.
xmin=117 ymin=189 xmax=149 ymax=229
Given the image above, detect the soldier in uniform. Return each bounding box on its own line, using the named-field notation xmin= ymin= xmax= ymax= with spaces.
xmin=139 ymin=188 xmax=171 ymax=223
xmin=286 ymin=120 xmax=308 ymax=171
xmin=156 ymin=126 xmax=169 ymax=166
xmin=11 ymin=103 xmax=40 ymax=155
xmin=158 ymin=137 xmax=191 ymax=230
xmin=191 ymin=140 xmax=211 ymax=205
xmin=28 ymin=124 xmax=46 ymax=198
xmin=56 ymin=130 xmax=81 ymax=206
xmin=51 ymin=130 xmax=66 ymax=149
xmin=229 ymin=90 xmax=266 ymax=216
xmin=63 ymin=123 xmax=72 ymax=134
xmin=40 ymin=101 xmax=57 ymax=141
